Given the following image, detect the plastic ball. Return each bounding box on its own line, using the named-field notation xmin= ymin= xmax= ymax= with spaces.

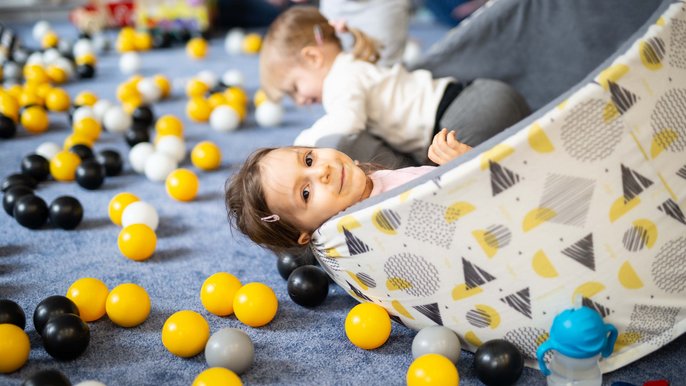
xmin=66 ymin=277 xmax=108 ymax=322
xmin=165 ymin=168 xmax=198 ymax=202
xmin=45 ymin=88 xmax=71 ymax=112
xmin=34 ymin=143 xmax=59 ymax=163
xmin=152 ymin=31 xmax=172 ymax=49
xmin=103 ymin=106 xmax=132 ymax=134
xmin=253 ymin=89 xmax=267 ymax=108
xmin=209 ymin=105 xmax=240 ymax=132
xmin=287 ymin=266 xmax=329 ymax=308
xmin=155 ymin=135 xmax=186 ymax=163
xmin=474 ymin=339 xmax=524 ymax=386
xmin=276 ymin=250 xmax=316 ymax=280
xmin=186 ymin=37 xmax=209 ymax=59
xmin=407 ymin=353 xmax=459 ymax=386
xmin=21 ymin=105 xmax=49 ymax=134
xmin=96 ymin=149 xmax=123 ymax=176
xmin=105 ymin=283 xmax=151 ymax=327
xmin=93 ymin=99 xmax=113 ymax=122
xmin=161 ymin=310 xmax=210 ymax=357
xmin=64 ymin=134 xmax=94 ymax=151
xmin=134 ymin=31 xmax=153 ymax=51
xmin=71 ymin=105 xmax=95 ymax=124
xmin=137 ymin=78 xmax=162 ymax=104
xmin=2 ymin=62 xmax=22 ymax=83
xmin=129 ymin=142 xmax=155 ymax=173
xmin=131 ymin=105 xmax=154 ymax=128
xmin=23 ymin=369 xmax=71 ymax=386
xmin=186 ymin=78 xmax=210 ymax=98
xmin=73 ymin=38 xmax=95 ymax=58
xmin=49 ymin=196 xmax=84 ymax=230
xmin=121 ymin=200 xmax=159 ymax=230
xmin=186 ymin=97 xmax=212 ymax=122
xmin=41 ymin=31 xmax=59 ymax=49
xmin=0 ymin=324 xmax=30 ymax=373
xmin=33 ymin=20 xmax=52 ymax=42
xmin=126 ymin=128 xmax=150 ymax=148
xmin=72 ymin=117 xmax=101 ymax=142
xmin=75 ymin=381 xmax=107 ymax=386
xmin=3 ymin=186 xmax=33 ymax=217
xmin=118 ymin=223 xmax=157 ymax=261
xmin=77 ymin=64 xmax=96 ymax=79
xmin=197 ymin=70 xmax=219 ymax=89
xmin=223 ymin=87 xmax=248 ymax=107
xmin=33 ymin=295 xmax=80 ymax=335
xmin=1 ymin=173 xmax=37 ymax=192
xmin=47 ymin=65 xmax=69 ymax=84
xmin=21 ymin=153 xmax=50 ymax=182
xmin=200 ymin=272 xmax=242 ymax=316
xmin=75 ymin=159 xmax=106 ymax=190
xmin=0 ymin=115 xmax=17 ymax=139
xmin=242 ymin=33 xmax=262 ymax=54
xmin=42 ymin=313 xmax=90 ymax=360
xmin=144 ymin=152 xmax=178 ymax=182
xmin=233 ymin=282 xmax=278 ymax=327
xmin=221 ymin=69 xmax=244 ymax=88
xmin=191 ymin=141 xmax=221 ymax=171
xmin=193 ymin=367 xmax=242 ymax=386
xmin=108 ymin=192 xmax=139 ymax=226
xmin=75 ymin=53 xmax=97 ymax=67
xmin=68 ymin=145 xmax=93 ymax=162
xmin=224 ymin=28 xmax=245 ymax=55
xmin=155 ymin=115 xmax=183 ymax=137
xmin=412 ymin=326 xmax=461 ymax=364
xmin=344 ymin=303 xmax=391 ymax=350
xmin=0 ymin=299 xmax=26 ymax=329
xmin=13 ymin=194 xmax=49 ymax=229
xmin=75 ymin=91 xmax=98 ymax=106
xmin=255 ymin=101 xmax=283 ymax=127
xmin=153 ymin=74 xmax=171 ymax=98
xmin=119 ymin=52 xmax=141 ymax=74
xmin=205 ymin=328 xmax=254 ymax=374
xmin=50 ymin=150 xmax=81 ymax=181
xmin=0 ymin=93 xmax=20 ymax=122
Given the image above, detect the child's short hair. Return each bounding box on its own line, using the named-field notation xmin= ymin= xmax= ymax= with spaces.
xmin=225 ymin=148 xmax=304 ymax=254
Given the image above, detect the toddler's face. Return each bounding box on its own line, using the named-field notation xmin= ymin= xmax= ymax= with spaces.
xmin=259 ymin=147 xmax=372 ymax=241
xmin=282 ymin=65 xmax=326 ymax=106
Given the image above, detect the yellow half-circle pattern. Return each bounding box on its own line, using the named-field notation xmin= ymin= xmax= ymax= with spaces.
xmin=603 ymin=102 xmax=620 ymax=123
xmin=597 ymin=64 xmax=629 ymax=91
xmin=465 ymin=331 xmax=483 ymax=347
xmin=614 ymin=331 xmax=641 ymax=352
xmin=325 ymin=248 xmax=340 ymax=257
xmin=392 ymin=300 xmax=414 ymax=319
xmin=372 ymin=209 xmax=397 ymax=235
xmin=452 ymin=283 xmax=483 ymax=300
xmin=656 ymin=17 xmax=665 ymax=26
xmin=399 ymin=191 xmax=411 ymax=203
xmin=445 ymin=202 xmax=475 ymax=223
xmin=618 ymin=261 xmax=644 ymax=289
xmin=532 ymin=250 xmax=558 ymax=278
xmin=639 ymin=40 xmax=662 ymax=71
xmin=522 ymin=207 xmax=556 ymax=232
xmin=650 ymin=129 xmax=679 ymax=158
xmin=556 ymin=99 xmax=568 ymax=110
xmin=336 ymin=215 xmax=361 ymax=233
xmin=632 ymin=219 xmax=657 ymax=248
xmin=528 ymin=123 xmax=555 ymax=153
xmin=479 ymin=144 xmax=514 ymax=170
xmin=472 ymin=230 xmax=498 ymax=258
xmin=610 ymin=196 xmax=640 ymax=222
xmin=347 ymin=271 xmax=369 ymax=291
xmin=573 ymin=281 xmax=605 ymax=302
xmin=386 ymin=277 xmax=412 ymax=291
xmin=475 ymin=304 xmax=501 ymax=329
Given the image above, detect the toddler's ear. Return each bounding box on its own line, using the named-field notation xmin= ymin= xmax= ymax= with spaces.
xmin=300 ymin=46 xmax=324 ymax=68
xmin=297 ymin=232 xmax=312 ymax=245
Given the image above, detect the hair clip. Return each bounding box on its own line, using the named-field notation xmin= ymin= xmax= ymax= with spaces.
xmin=313 ymin=24 xmax=323 ymax=46
xmin=260 ymin=214 xmax=280 ymax=222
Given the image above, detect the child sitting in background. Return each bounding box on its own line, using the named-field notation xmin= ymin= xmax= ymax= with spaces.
xmin=259 ymin=6 xmax=529 ymax=165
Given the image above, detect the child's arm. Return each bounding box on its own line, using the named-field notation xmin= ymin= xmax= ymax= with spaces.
xmin=428 ymin=128 xmax=473 ymax=165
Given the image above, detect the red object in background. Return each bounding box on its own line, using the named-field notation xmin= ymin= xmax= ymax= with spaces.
xmin=69 ymin=1 xmax=135 ymax=30
xmin=644 ymin=381 xmax=669 ymax=386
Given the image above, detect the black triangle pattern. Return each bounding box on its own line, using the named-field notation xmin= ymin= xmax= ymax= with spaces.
xmin=490 ymin=160 xmax=520 ymax=196
xmin=621 ymin=164 xmax=653 ymax=202
xmin=658 ymin=199 xmax=686 ymax=225
xmin=463 ymin=257 xmax=496 ymax=289
xmin=413 ymin=303 xmax=443 ymax=325
xmin=346 ymin=281 xmax=372 ymax=302
xmin=677 ymin=165 xmax=686 ymax=180
xmin=608 ymin=81 xmax=639 ymax=114
xmin=343 ymin=227 xmax=371 ymax=255
xmin=642 ymin=37 xmax=666 ymax=66
xmin=582 ymin=297 xmax=613 ymax=318
xmin=561 ymin=233 xmax=596 ymax=271
xmin=500 ymin=288 xmax=532 ymax=319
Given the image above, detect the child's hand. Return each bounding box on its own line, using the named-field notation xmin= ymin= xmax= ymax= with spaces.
xmin=428 ymin=128 xmax=473 ymax=165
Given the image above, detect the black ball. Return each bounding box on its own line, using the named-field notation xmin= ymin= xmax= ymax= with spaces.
xmin=67 ymin=104 xmax=84 ymax=126
xmin=33 ymin=295 xmax=80 ymax=336
xmin=152 ymin=31 xmax=172 ymax=48
xmin=22 ymin=369 xmax=72 ymax=386
xmin=69 ymin=144 xmax=94 ymax=160
xmin=0 ymin=113 xmax=17 ymax=139
xmin=125 ymin=128 xmax=150 ymax=148
xmin=96 ymin=149 xmax=123 ymax=176
xmin=276 ymin=250 xmax=316 ymax=280
xmin=287 ymin=265 xmax=329 ymax=307
xmin=3 ymin=185 xmax=34 ymax=216
xmin=76 ymin=63 xmax=95 ymax=79
xmin=474 ymin=339 xmax=524 ymax=386
xmin=75 ymin=159 xmax=106 ymax=190
xmin=173 ymin=28 xmax=191 ymax=43
xmin=13 ymin=194 xmax=48 ymax=229
xmin=131 ymin=119 xmax=151 ymax=132
xmin=132 ymin=105 xmax=154 ymax=127
xmin=1 ymin=172 xmax=37 ymax=192
xmin=0 ymin=299 xmax=26 ymax=329
xmin=42 ymin=313 xmax=90 ymax=360
xmin=49 ymin=196 xmax=84 ymax=230
xmin=21 ymin=153 xmax=50 ymax=182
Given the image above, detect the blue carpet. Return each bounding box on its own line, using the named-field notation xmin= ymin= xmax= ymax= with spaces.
xmin=1 ymin=17 xmax=684 ymax=386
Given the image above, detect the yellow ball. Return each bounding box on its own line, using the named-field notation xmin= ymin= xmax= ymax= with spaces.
xmin=224 ymin=87 xmax=248 ymax=108
xmin=118 ymin=224 xmax=157 ymax=261
xmin=23 ymin=65 xmax=49 ymax=85
xmin=165 ymin=168 xmax=199 ymax=202
xmin=45 ymin=88 xmax=71 ymax=112
xmin=0 ymin=324 xmax=30 ymax=374
xmin=186 ymin=37 xmax=209 ymax=59
xmin=200 ymin=272 xmax=242 ymax=316
xmin=193 ymin=367 xmax=243 ymax=386
xmin=207 ymin=92 xmax=228 ymax=109
xmin=186 ymin=97 xmax=212 ymax=122
xmin=75 ymin=53 xmax=97 ymax=66
xmin=344 ymin=303 xmax=391 ymax=350
xmin=186 ymin=78 xmax=209 ymax=98
xmin=46 ymin=65 xmax=68 ymax=84
xmin=161 ymin=310 xmax=210 ymax=357
xmin=253 ymin=89 xmax=268 ymax=108
xmin=41 ymin=31 xmax=59 ymax=49
xmin=153 ymin=74 xmax=171 ymax=98
xmin=73 ymin=117 xmax=101 ymax=141
xmin=18 ymin=91 xmax=43 ymax=109
xmin=35 ymin=83 xmax=54 ymax=100
xmin=0 ymin=93 xmax=20 ymax=122
xmin=116 ymin=29 xmax=136 ymax=53
xmin=74 ymin=90 xmax=98 ymax=106
xmin=108 ymin=192 xmax=140 ymax=226
xmin=66 ymin=277 xmax=110 ymax=322
xmin=117 ymin=82 xmax=140 ymax=102
xmin=233 ymin=282 xmax=278 ymax=327
xmin=50 ymin=150 xmax=81 ymax=181
xmin=20 ymin=105 xmax=49 ymax=134
xmin=191 ymin=141 xmax=222 ymax=171
xmin=155 ymin=115 xmax=184 ymax=137
xmin=225 ymin=100 xmax=246 ymax=121
xmin=134 ymin=31 xmax=153 ymax=51
xmin=63 ymin=133 xmax=94 ymax=150
xmin=242 ymin=33 xmax=262 ymax=54
xmin=106 ymin=283 xmax=151 ymax=327
xmin=407 ymin=354 xmax=460 ymax=386
xmin=122 ymin=94 xmax=144 ymax=115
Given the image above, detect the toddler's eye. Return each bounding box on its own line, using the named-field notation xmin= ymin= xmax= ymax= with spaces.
xmin=305 ymin=152 xmax=313 ymax=166
xmin=302 ymin=186 xmax=310 ymax=202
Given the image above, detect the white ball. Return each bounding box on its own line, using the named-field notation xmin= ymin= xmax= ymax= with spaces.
xmin=221 ymin=69 xmax=244 ymax=87
xmin=26 ymin=51 xmax=45 ymax=67
xmin=57 ymin=38 xmax=73 ymax=56
xmin=119 ymin=52 xmax=141 ymax=75
xmin=137 ymin=78 xmax=162 ymax=104
xmin=144 ymin=152 xmax=178 ymax=182
xmin=42 ymin=48 xmax=61 ymax=65
xmin=224 ymin=28 xmax=245 ymax=55
xmin=74 ymin=381 xmax=107 ymax=386
xmin=103 ymin=106 xmax=132 ymax=134
xmin=72 ymin=106 xmax=95 ymax=123
xmin=129 ymin=142 xmax=155 ymax=173
xmin=121 ymin=201 xmax=159 ymax=231
xmin=210 ymin=105 xmax=240 ymax=132
xmin=53 ymin=57 xmax=75 ymax=79
xmin=35 ymin=142 xmax=61 ymax=161
xmin=32 ymin=21 xmax=52 ymax=42
xmin=73 ymin=38 xmax=95 ymax=58
xmin=155 ymin=135 xmax=186 ymax=163
xmin=92 ymin=33 xmax=110 ymax=53
xmin=403 ymin=40 xmax=422 ymax=66
xmin=11 ymin=48 xmax=28 ymax=65
xmin=93 ymin=99 xmax=114 ymax=123
xmin=255 ymin=101 xmax=284 ymax=127
xmin=196 ymin=70 xmax=218 ymax=89
xmin=3 ymin=62 xmax=21 ymax=80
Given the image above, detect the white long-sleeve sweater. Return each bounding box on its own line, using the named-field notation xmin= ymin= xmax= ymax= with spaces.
xmin=293 ymin=53 xmax=453 ymax=161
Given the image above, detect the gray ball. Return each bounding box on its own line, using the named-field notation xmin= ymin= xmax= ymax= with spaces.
xmin=205 ymin=327 xmax=254 ymax=374
xmin=411 ymin=326 xmax=462 ymax=364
